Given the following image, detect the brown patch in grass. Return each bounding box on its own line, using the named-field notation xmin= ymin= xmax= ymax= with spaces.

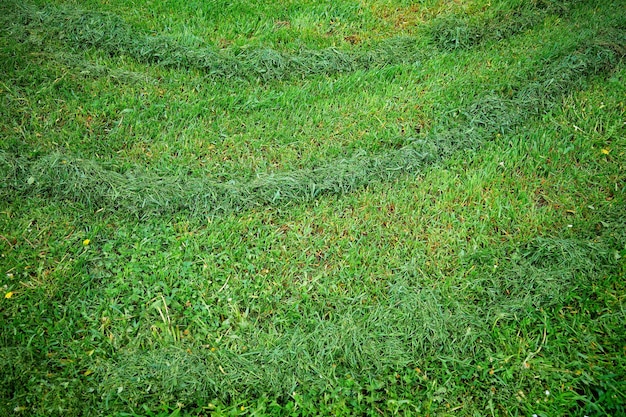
xmin=344 ymin=34 xmax=361 ymax=45
xmin=368 ymin=0 xmax=449 ymax=33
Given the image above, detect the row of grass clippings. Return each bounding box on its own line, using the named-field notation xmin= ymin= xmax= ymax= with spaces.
xmin=94 ymin=225 xmax=626 ymax=415
xmin=1 ymin=0 xmax=625 ymax=415
xmin=427 ymin=0 xmax=585 ymax=51
xmin=1 ymin=35 xmax=624 ymax=218
xmin=7 ymin=0 xmax=587 ymax=82
xmin=9 ymin=2 xmax=422 ymax=81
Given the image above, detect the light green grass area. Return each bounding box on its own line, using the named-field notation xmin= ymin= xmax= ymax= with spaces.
xmin=1 ymin=0 xmax=625 ymax=415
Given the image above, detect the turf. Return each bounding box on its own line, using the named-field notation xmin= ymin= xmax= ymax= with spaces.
xmin=1 ymin=0 xmax=625 ymax=416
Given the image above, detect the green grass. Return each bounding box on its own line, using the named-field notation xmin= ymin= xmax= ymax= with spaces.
xmin=1 ymin=0 xmax=625 ymax=416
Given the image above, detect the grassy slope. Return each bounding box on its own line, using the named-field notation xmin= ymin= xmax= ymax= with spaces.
xmin=1 ymin=0 xmax=625 ymax=415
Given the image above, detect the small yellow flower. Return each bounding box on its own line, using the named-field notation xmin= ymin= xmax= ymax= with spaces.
xmin=601 ymin=148 xmax=610 ymax=155
xmin=83 ymin=239 xmax=90 ymax=246
xmin=240 ymin=406 xmax=245 ymax=411
xmin=5 ymin=292 xmax=13 ymax=299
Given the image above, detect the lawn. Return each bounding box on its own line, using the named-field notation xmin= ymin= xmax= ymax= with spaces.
xmin=1 ymin=0 xmax=625 ymax=415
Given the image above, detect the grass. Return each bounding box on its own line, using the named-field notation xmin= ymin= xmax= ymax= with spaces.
xmin=1 ymin=0 xmax=625 ymax=415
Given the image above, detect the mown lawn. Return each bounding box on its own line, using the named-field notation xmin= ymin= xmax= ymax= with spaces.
xmin=1 ymin=0 xmax=625 ymax=415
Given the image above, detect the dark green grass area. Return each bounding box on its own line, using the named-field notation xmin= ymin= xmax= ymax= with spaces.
xmin=1 ymin=0 xmax=626 ymax=416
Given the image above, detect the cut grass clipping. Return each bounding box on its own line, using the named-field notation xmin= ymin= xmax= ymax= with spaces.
xmin=2 ymin=39 xmax=624 ymax=217
xmin=1 ymin=0 xmax=626 ymax=416
xmin=6 ymin=0 xmax=593 ymax=81
xmin=11 ymin=2 xmax=425 ymax=81
xmin=427 ymin=0 xmax=584 ymax=51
